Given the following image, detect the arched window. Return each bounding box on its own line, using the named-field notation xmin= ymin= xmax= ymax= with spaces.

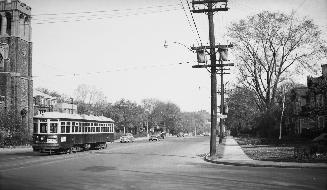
xmin=19 ymin=14 xmax=24 ymax=38
xmin=24 ymin=16 xmax=29 ymax=38
xmin=5 ymin=12 xmax=11 ymax=35
xmin=0 ymin=14 xmax=2 ymax=35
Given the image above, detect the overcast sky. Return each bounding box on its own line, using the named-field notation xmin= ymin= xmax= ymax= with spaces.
xmin=26 ymin=0 xmax=327 ymax=112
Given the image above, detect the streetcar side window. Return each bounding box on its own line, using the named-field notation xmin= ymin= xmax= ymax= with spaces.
xmin=72 ymin=123 xmax=74 ymax=133
xmin=33 ymin=123 xmax=38 ymax=133
xmin=66 ymin=122 xmax=70 ymax=133
xmin=40 ymin=123 xmax=47 ymax=133
xmin=61 ymin=122 xmax=65 ymax=133
xmin=50 ymin=123 xmax=58 ymax=133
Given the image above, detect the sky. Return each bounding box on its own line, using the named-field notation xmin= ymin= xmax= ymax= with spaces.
xmin=25 ymin=0 xmax=327 ymax=112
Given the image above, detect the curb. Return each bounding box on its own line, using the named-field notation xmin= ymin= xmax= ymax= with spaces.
xmin=204 ymin=156 xmax=327 ymax=169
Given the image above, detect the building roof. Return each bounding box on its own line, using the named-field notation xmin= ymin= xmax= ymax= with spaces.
xmin=34 ymin=112 xmax=114 ymax=122
xmin=33 ymin=89 xmax=56 ymax=100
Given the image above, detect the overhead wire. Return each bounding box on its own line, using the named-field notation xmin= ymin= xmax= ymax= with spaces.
xmin=33 ymin=9 xmax=181 ymax=25
xmin=33 ymin=63 xmax=180 ymax=78
xmin=178 ymin=0 xmax=200 ymax=45
xmin=32 ymin=4 xmax=179 ymax=17
xmin=185 ymin=0 xmax=203 ymax=45
xmin=31 ymin=4 xmax=182 ymax=25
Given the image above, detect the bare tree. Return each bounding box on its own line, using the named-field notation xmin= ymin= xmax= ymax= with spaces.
xmin=228 ymin=11 xmax=327 ymax=111
xmin=73 ymin=84 xmax=107 ymax=114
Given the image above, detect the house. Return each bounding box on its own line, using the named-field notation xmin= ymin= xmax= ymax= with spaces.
xmin=285 ymin=64 xmax=327 ymax=137
xmin=33 ymin=89 xmax=57 ymax=115
xmin=33 ymin=89 xmax=77 ymax=115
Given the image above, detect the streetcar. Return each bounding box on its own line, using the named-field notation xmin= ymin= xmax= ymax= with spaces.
xmin=32 ymin=112 xmax=115 ymax=154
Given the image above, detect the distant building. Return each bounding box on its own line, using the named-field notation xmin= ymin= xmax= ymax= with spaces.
xmin=53 ymin=102 xmax=77 ymax=114
xmin=285 ymin=64 xmax=327 ymax=136
xmin=33 ymin=89 xmax=57 ymax=115
xmin=33 ymin=89 xmax=77 ymax=115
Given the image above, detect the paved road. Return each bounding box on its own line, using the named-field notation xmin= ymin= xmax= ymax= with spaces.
xmin=0 ymin=136 xmax=326 ymax=190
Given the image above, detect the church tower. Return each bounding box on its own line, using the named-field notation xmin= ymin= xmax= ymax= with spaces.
xmin=0 ymin=0 xmax=33 ymax=136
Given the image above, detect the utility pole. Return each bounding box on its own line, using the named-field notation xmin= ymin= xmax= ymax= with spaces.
xmin=191 ymin=0 xmax=231 ymax=156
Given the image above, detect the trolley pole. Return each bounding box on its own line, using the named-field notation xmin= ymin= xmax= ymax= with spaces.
xmin=191 ymin=0 xmax=230 ymax=156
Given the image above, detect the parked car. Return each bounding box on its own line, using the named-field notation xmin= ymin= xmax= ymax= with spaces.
xmin=120 ymin=133 xmax=134 ymax=143
xmin=177 ymin=132 xmax=184 ymax=137
xmin=312 ymin=133 xmax=327 ymax=153
xmin=149 ymin=135 xmax=159 ymax=141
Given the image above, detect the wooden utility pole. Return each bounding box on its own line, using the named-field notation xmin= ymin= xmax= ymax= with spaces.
xmin=191 ymin=0 xmax=230 ymax=156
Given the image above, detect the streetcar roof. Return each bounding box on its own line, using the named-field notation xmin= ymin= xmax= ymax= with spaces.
xmin=34 ymin=112 xmax=114 ymax=122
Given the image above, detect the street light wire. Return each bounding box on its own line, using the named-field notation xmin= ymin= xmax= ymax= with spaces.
xmin=33 ymin=63 xmax=180 ymax=78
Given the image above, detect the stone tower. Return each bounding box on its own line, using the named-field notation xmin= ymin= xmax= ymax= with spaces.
xmin=0 ymin=0 xmax=33 ymax=136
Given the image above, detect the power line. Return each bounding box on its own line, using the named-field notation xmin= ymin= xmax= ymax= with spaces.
xmin=32 ymin=7 xmax=181 ymax=25
xmin=185 ymin=0 xmax=203 ymax=45
xmin=32 ymin=4 xmax=180 ymax=20
xmin=178 ymin=0 xmax=200 ymax=45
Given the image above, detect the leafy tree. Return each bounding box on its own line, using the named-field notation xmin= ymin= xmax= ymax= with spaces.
xmin=180 ymin=111 xmax=210 ymax=135
xmin=225 ymin=86 xmax=260 ymax=136
xmin=228 ymin=11 xmax=326 ymax=111
xmin=111 ymin=99 xmax=145 ymax=134
xmin=150 ymin=102 xmax=182 ymax=135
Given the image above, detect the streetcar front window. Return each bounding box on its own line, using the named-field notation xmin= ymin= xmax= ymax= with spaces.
xmin=50 ymin=123 xmax=58 ymax=133
xmin=40 ymin=123 xmax=47 ymax=133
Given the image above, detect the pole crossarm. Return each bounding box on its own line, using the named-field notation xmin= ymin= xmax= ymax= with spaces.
xmin=191 ymin=44 xmax=233 ymax=51
xmin=191 ymin=8 xmax=229 ymax=13
xmin=192 ymin=0 xmax=228 ymax=4
xmin=192 ymin=63 xmax=234 ymax=68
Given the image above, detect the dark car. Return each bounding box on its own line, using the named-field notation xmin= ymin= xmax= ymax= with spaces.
xmin=312 ymin=133 xmax=327 ymax=153
xmin=149 ymin=135 xmax=159 ymax=141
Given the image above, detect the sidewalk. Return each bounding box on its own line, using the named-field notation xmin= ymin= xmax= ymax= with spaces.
xmin=205 ymin=136 xmax=327 ymax=169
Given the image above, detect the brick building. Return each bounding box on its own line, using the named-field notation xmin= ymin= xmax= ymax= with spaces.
xmin=0 ymin=0 xmax=33 ymax=134
xmin=285 ymin=64 xmax=327 ymax=136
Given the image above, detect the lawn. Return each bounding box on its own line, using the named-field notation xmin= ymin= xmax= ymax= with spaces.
xmin=235 ymin=137 xmax=327 ymax=163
